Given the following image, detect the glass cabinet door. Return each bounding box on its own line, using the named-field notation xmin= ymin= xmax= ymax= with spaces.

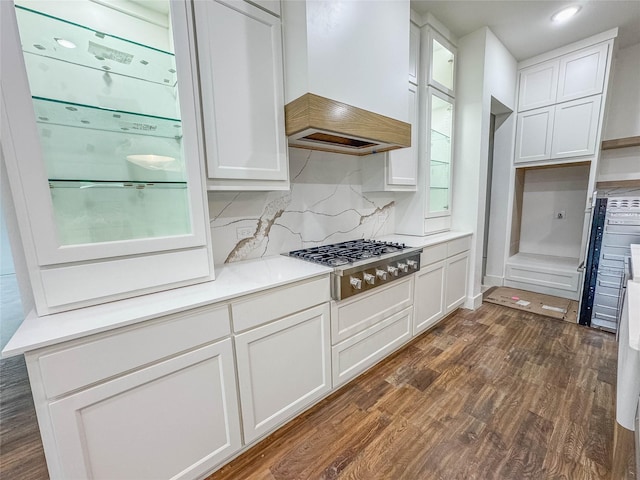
xmin=427 ymin=88 xmax=454 ymax=217
xmin=428 ymin=29 xmax=456 ymax=97
xmin=8 ymin=0 xmax=207 ymax=263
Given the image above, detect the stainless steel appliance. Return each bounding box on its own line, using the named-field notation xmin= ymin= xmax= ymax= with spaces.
xmin=580 ymin=196 xmax=640 ymax=332
xmin=287 ymin=240 xmax=422 ymax=300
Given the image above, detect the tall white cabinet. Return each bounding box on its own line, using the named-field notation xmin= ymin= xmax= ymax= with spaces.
xmin=504 ymin=30 xmax=617 ymax=301
xmin=193 ymin=0 xmax=289 ymax=191
xmin=0 ymin=0 xmax=214 ymax=315
xmin=395 ymin=21 xmax=457 ymax=235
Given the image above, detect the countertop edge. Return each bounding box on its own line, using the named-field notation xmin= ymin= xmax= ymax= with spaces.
xmin=2 ymin=257 xmax=332 ymax=358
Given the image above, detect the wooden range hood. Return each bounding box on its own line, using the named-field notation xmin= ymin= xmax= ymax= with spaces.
xmin=285 ymin=93 xmax=411 ymax=156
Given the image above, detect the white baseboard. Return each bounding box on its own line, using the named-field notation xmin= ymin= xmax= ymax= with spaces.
xmin=464 ymin=292 xmax=483 ymax=310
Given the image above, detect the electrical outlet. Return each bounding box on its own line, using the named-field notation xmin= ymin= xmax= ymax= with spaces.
xmin=555 ymin=210 xmax=566 ymax=220
xmin=236 ymin=226 xmax=254 ymax=240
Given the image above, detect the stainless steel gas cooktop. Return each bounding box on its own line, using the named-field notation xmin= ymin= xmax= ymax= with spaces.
xmin=287 ymin=240 xmax=422 ymax=300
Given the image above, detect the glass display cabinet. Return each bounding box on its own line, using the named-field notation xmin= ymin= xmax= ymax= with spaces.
xmin=1 ymin=0 xmax=212 ymax=314
xmin=427 ymin=28 xmax=456 ymax=97
xmin=426 ymin=88 xmax=454 ymax=218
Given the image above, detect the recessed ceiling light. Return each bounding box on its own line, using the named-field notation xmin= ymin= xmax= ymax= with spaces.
xmin=54 ymin=37 xmax=76 ymax=49
xmin=552 ymin=5 xmax=581 ymax=23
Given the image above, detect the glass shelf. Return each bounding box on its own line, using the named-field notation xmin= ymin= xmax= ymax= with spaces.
xmin=49 ymin=180 xmax=187 ymax=189
xmin=15 ymin=5 xmax=177 ymax=87
xmin=34 ymin=97 xmax=182 ymax=139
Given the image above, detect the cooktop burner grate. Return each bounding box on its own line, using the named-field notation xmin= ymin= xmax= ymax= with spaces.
xmin=289 ymin=240 xmax=408 ymax=266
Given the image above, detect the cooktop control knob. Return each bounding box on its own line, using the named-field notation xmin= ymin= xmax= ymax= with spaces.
xmin=407 ymin=259 xmax=418 ymax=270
xmin=397 ymin=263 xmax=408 ymax=273
xmin=363 ymin=273 xmax=375 ymax=285
xmin=349 ymin=276 xmax=362 ymax=290
xmin=387 ymin=265 xmax=399 ymax=276
xmin=376 ymin=269 xmax=388 ymax=281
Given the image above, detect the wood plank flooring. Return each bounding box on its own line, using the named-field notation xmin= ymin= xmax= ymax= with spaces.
xmin=208 ymin=303 xmax=620 ymax=480
xmin=0 ymin=303 xmax=623 ymax=479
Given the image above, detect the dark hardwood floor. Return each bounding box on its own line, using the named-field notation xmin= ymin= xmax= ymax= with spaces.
xmin=0 ymin=303 xmax=620 ymax=480
xmin=209 ymin=303 xmax=619 ymax=480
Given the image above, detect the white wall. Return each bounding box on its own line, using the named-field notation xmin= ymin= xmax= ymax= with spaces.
xmin=453 ymin=27 xmax=517 ymax=308
xmin=518 ymin=165 xmax=590 ymax=259
xmin=598 ymin=41 xmax=640 ymax=182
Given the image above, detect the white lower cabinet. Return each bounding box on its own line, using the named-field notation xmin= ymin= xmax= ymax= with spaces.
xmin=332 ymin=306 xmax=413 ymax=387
xmin=413 ymin=236 xmax=470 ymax=334
xmin=445 ymin=251 xmax=470 ymax=313
xmin=234 ymin=303 xmax=331 ymax=443
xmin=47 ymin=340 xmax=241 ymax=480
xmin=413 ymin=260 xmax=446 ymax=335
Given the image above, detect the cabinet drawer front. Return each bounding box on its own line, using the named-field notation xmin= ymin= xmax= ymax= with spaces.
xmin=332 ymin=306 xmax=412 ymax=387
xmin=421 ymin=243 xmax=447 ymax=266
xmin=447 ymin=236 xmax=471 ymax=257
xmin=39 ymin=305 xmax=231 ymax=398
xmin=505 ymin=264 xmax=579 ymax=292
xmin=232 ymin=276 xmax=330 ymax=332
xmin=48 ymin=341 xmax=241 ymax=480
xmin=331 ymin=277 xmax=413 ymax=344
xmin=235 ymin=304 xmax=331 ymax=443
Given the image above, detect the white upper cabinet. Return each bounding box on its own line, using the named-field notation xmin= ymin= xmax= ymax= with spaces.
xmin=518 ymin=61 xmax=559 ymax=111
xmin=515 ymin=106 xmax=555 ymax=163
xmin=0 ymin=0 xmax=213 ymax=315
xmin=362 ymin=84 xmax=418 ymax=192
xmin=518 ymin=42 xmax=609 ymax=112
xmin=557 ymin=43 xmax=609 ymax=104
xmin=409 ymin=22 xmax=420 ymax=85
xmin=551 ymin=95 xmax=602 ymax=159
xmin=194 ymin=0 xmax=289 ymax=191
xmin=425 ymin=27 xmax=456 ymax=97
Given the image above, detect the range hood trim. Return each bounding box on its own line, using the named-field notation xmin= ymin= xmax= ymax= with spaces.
xmin=285 ymin=93 xmax=411 ymax=156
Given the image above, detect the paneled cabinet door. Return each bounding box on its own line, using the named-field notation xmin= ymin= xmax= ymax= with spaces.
xmin=235 ymin=303 xmax=331 ymax=444
xmin=514 ymin=106 xmax=554 ymax=163
xmin=445 ymin=251 xmax=469 ymax=313
xmin=551 ymin=95 xmax=602 ymax=159
xmin=194 ymin=0 xmax=288 ymax=185
xmin=47 ymin=341 xmax=241 ymax=480
xmin=387 ymin=84 xmax=419 ymax=188
xmin=557 ymin=43 xmax=608 ymax=104
xmin=425 ymin=28 xmax=456 ymax=97
xmin=409 ymin=23 xmax=420 ymax=85
xmin=413 ymin=260 xmax=446 ymax=335
xmin=517 ymin=60 xmax=559 ymax=111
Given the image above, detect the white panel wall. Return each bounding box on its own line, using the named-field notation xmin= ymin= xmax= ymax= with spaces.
xmin=519 ymin=165 xmax=590 ymax=259
xmin=453 ymin=27 xmax=517 ymax=308
xmin=598 ymin=42 xmax=640 ymax=182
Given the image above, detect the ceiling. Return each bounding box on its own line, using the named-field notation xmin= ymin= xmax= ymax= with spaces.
xmin=410 ymin=0 xmax=640 ymax=60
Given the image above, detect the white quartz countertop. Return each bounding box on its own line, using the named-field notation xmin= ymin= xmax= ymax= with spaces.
xmin=376 ymin=230 xmax=473 ymax=248
xmin=2 ymin=255 xmax=332 ymax=358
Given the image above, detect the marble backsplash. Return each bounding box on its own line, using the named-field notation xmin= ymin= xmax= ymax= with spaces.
xmin=208 ymin=149 xmax=396 ymax=265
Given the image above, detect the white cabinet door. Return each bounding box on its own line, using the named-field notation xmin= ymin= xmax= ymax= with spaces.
xmin=235 ymin=304 xmax=331 ymax=443
xmin=413 ymin=260 xmax=446 ymax=335
xmin=551 ymin=95 xmax=602 ymax=159
xmin=48 ymin=341 xmax=241 ymax=480
xmin=557 ymin=43 xmax=608 ymax=104
xmin=387 ymin=84 xmax=419 ymax=187
xmin=517 ymin=60 xmax=559 ymax=111
xmin=194 ymin=0 xmax=288 ymax=184
xmin=514 ymin=106 xmax=554 ymax=163
xmin=425 ymin=27 xmax=456 ymax=97
xmin=409 ymin=23 xmax=420 ymax=85
xmin=247 ymin=0 xmax=281 ymax=16
xmin=445 ymin=251 xmax=469 ymax=313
